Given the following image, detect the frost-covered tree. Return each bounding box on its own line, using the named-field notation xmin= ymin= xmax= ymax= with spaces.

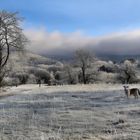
xmin=0 ymin=10 xmax=27 ymax=86
xmin=118 ymin=60 xmax=138 ymax=84
xmin=64 ymin=64 xmax=78 ymax=84
xmin=75 ymin=49 xmax=94 ymax=84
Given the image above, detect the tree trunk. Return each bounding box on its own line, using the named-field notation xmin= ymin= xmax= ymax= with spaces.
xmin=0 ymin=45 xmax=2 ymax=87
xmin=126 ymin=75 xmax=131 ymax=84
xmin=82 ymin=67 xmax=86 ymax=84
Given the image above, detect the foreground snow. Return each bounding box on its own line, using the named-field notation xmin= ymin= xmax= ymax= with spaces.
xmin=0 ymin=84 xmax=140 ymax=140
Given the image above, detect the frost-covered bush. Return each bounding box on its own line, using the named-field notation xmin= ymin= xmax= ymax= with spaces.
xmin=54 ymin=71 xmax=68 ymax=85
xmin=27 ymin=74 xmax=37 ymax=84
xmin=47 ymin=65 xmax=63 ymax=73
xmin=33 ymin=69 xmax=51 ymax=84
xmin=55 ymin=71 xmax=65 ymax=81
xmin=3 ymin=77 xmax=20 ymax=86
xmin=15 ymin=73 xmax=29 ymax=84
xmin=117 ymin=60 xmax=138 ymax=84
xmin=63 ymin=65 xmax=79 ymax=84
xmin=98 ymin=72 xmax=118 ymax=84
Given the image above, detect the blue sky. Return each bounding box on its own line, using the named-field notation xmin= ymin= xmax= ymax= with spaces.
xmin=1 ymin=0 xmax=140 ymax=36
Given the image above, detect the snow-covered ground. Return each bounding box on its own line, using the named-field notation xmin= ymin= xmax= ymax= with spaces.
xmin=0 ymin=84 xmax=140 ymax=140
xmin=5 ymin=83 xmax=140 ymax=94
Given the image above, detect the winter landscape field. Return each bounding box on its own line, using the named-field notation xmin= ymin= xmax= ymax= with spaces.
xmin=1 ymin=1 xmax=140 ymax=140
xmin=0 ymin=84 xmax=140 ymax=140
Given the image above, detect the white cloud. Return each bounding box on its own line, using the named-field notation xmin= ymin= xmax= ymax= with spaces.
xmin=24 ymin=28 xmax=140 ymax=57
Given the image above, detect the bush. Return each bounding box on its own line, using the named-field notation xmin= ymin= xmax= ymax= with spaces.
xmin=47 ymin=65 xmax=63 ymax=73
xmin=27 ymin=74 xmax=37 ymax=84
xmin=34 ymin=69 xmax=51 ymax=84
xmin=16 ymin=73 xmax=29 ymax=84
xmin=117 ymin=60 xmax=138 ymax=84
xmin=3 ymin=77 xmax=20 ymax=86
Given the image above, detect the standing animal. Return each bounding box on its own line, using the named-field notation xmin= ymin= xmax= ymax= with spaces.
xmin=123 ymin=85 xmax=140 ymax=99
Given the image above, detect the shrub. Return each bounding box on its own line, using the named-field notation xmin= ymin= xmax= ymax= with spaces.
xmin=16 ymin=73 xmax=29 ymax=84
xmin=34 ymin=69 xmax=51 ymax=84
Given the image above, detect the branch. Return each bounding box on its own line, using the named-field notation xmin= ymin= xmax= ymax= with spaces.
xmin=1 ymin=28 xmax=10 ymax=68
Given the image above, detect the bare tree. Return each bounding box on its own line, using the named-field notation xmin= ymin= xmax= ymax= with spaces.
xmin=75 ymin=49 xmax=94 ymax=84
xmin=0 ymin=10 xmax=27 ymax=86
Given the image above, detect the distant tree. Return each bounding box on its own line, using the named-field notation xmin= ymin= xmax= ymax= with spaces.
xmin=16 ymin=73 xmax=29 ymax=85
xmin=54 ymin=71 xmax=65 ymax=81
xmin=64 ymin=64 xmax=78 ymax=84
xmin=0 ymin=10 xmax=27 ymax=86
xmin=118 ymin=60 xmax=138 ymax=84
xmin=34 ymin=69 xmax=51 ymax=84
xmin=75 ymin=49 xmax=94 ymax=84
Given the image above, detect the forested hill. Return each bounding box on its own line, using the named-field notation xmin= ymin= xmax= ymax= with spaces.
xmin=97 ymin=54 xmax=140 ymax=63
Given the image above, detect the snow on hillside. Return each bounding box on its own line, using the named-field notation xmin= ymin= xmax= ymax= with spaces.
xmin=4 ymin=51 xmax=64 ymax=85
xmin=8 ymin=51 xmax=63 ymax=68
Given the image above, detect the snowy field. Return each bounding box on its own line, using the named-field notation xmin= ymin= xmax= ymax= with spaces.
xmin=0 ymin=84 xmax=140 ymax=140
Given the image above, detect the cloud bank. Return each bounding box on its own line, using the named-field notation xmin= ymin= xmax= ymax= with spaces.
xmin=24 ymin=28 xmax=140 ymax=58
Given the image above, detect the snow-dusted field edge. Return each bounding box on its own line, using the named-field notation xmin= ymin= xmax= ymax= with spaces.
xmin=3 ymin=83 xmax=140 ymax=95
